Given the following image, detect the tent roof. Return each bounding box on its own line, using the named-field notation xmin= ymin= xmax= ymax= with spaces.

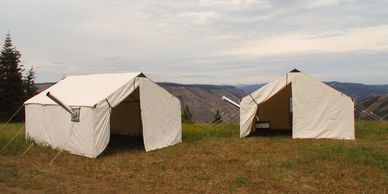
xmin=25 ymin=72 xmax=145 ymax=107
xmin=244 ymin=72 xmax=351 ymax=106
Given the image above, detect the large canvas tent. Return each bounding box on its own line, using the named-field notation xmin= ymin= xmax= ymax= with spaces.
xmin=24 ymin=72 xmax=182 ymax=158
xmin=240 ymin=69 xmax=355 ymax=139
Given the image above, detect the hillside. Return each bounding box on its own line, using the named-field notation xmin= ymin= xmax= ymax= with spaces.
xmin=159 ymin=83 xmax=244 ymax=123
xmin=327 ymin=82 xmax=388 ymax=100
xmin=356 ymin=95 xmax=388 ymax=120
xmin=235 ymin=84 xmax=265 ymax=94
xmin=36 ymin=82 xmax=56 ymax=93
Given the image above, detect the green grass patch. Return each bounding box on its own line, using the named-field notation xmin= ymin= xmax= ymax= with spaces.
xmin=235 ymin=176 xmax=248 ymax=186
xmin=300 ymin=143 xmax=387 ymax=170
xmin=0 ymin=123 xmax=27 ymax=152
xmin=356 ymin=120 xmax=388 ymax=140
xmin=182 ymin=123 xmax=239 ymax=141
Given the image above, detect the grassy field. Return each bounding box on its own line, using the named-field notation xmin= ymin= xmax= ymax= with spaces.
xmin=0 ymin=121 xmax=387 ymax=193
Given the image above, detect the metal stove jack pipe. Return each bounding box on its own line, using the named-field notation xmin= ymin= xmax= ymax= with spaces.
xmin=46 ymin=92 xmax=76 ymax=116
xmin=222 ymin=96 xmax=259 ymax=120
xmin=222 ymin=96 xmax=240 ymax=109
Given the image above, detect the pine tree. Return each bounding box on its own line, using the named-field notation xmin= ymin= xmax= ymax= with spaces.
xmin=24 ymin=67 xmax=37 ymax=101
xmin=0 ymin=33 xmax=25 ymax=121
xmin=182 ymin=105 xmax=193 ymax=123
xmin=212 ymin=109 xmax=223 ymax=124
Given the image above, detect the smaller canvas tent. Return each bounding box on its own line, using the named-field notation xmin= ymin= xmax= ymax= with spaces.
xmin=24 ymin=72 xmax=182 ymax=158
xmin=240 ymin=69 xmax=355 ymax=139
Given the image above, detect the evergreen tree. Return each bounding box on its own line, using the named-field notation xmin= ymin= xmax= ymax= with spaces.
xmin=0 ymin=33 xmax=25 ymax=121
xmin=212 ymin=109 xmax=223 ymax=124
xmin=182 ymin=105 xmax=193 ymax=123
xmin=24 ymin=67 xmax=37 ymax=101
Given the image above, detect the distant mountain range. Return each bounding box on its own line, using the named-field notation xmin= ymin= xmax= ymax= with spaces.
xmin=36 ymin=81 xmax=388 ymax=122
xmin=159 ymin=83 xmax=244 ymax=123
xmin=234 ymin=84 xmax=265 ymax=94
xmin=326 ymin=82 xmax=388 ymax=100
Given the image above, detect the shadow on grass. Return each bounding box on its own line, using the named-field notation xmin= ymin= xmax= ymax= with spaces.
xmin=101 ymin=134 xmax=145 ymax=156
xmin=249 ymin=129 xmax=292 ymax=137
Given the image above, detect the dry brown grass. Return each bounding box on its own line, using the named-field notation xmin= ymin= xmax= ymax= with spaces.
xmin=0 ymin=121 xmax=387 ymax=193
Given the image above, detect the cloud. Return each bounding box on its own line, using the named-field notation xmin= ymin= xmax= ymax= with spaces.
xmin=225 ymin=25 xmax=388 ymax=57
xmin=0 ymin=0 xmax=387 ymax=84
xmin=199 ymin=0 xmax=272 ymax=8
xmin=177 ymin=11 xmax=222 ymax=25
xmin=307 ymin=0 xmax=340 ymax=8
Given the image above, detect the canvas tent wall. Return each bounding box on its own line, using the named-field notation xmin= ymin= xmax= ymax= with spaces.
xmin=240 ymin=70 xmax=355 ymax=140
xmin=24 ymin=72 xmax=182 ymax=158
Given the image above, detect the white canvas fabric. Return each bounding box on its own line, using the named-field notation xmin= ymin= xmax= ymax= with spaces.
xmin=24 ymin=73 xmax=182 ymax=158
xmin=240 ymin=72 xmax=355 ymax=140
xmin=139 ymin=78 xmax=182 ymax=151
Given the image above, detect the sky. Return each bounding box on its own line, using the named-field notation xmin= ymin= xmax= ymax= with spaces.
xmin=1 ymin=0 xmax=388 ymax=85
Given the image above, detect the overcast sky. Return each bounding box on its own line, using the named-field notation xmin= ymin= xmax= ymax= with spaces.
xmin=1 ymin=0 xmax=387 ymax=84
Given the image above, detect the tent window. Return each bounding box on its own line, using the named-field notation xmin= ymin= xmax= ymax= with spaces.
xmin=71 ymin=107 xmax=80 ymax=122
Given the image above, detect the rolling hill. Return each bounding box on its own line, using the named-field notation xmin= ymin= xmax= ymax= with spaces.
xmin=356 ymin=95 xmax=388 ymax=120
xmin=159 ymin=83 xmax=244 ymax=123
xmin=327 ymin=82 xmax=388 ymax=100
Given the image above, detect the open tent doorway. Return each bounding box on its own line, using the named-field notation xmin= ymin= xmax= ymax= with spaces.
xmin=251 ymin=83 xmax=293 ymax=137
xmin=240 ymin=69 xmax=354 ymax=139
xmin=107 ymin=88 xmax=145 ymax=154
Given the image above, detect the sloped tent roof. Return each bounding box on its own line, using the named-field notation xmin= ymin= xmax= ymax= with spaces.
xmin=24 ymin=72 xmax=182 ymax=158
xmin=25 ymin=72 xmax=145 ymax=106
xmin=240 ymin=70 xmax=355 ymax=139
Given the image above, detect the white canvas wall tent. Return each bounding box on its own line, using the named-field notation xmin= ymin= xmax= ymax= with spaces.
xmin=24 ymin=72 xmax=182 ymax=158
xmin=240 ymin=69 xmax=355 ymax=139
